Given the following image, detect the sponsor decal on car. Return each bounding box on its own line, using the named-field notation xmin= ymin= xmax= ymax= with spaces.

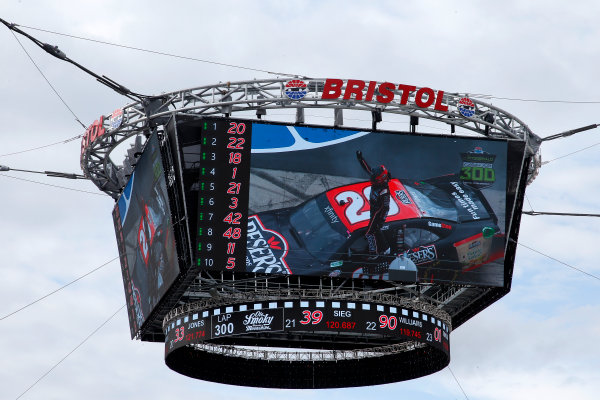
xmin=395 ymin=189 xmax=412 ymax=205
xmin=428 ymin=221 xmax=452 ymax=230
xmin=453 ymin=232 xmax=491 ymax=268
xmin=406 ymin=245 xmax=437 ymax=265
xmin=450 ymin=181 xmax=482 ymax=220
xmin=326 ymin=180 xmax=421 ymax=231
xmin=246 ymin=215 xmax=290 ymax=274
xmin=131 ymin=282 xmax=144 ymax=328
xmin=323 ymin=205 xmax=340 ymax=224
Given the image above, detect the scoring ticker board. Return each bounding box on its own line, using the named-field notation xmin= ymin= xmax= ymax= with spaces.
xmin=195 ymin=119 xmax=252 ymax=273
xmin=164 ymin=298 xmax=450 ymax=357
xmin=163 ymin=298 xmax=451 ymax=388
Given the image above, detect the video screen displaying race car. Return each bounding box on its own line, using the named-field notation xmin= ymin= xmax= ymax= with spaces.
xmin=247 ymin=175 xmax=503 ymax=285
xmin=192 ymin=119 xmax=525 ymax=288
xmin=244 ymin=122 xmax=521 ymax=287
xmin=113 ymin=133 xmax=180 ymax=338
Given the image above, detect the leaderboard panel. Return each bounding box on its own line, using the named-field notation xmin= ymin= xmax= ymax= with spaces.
xmin=195 ymin=119 xmax=252 ymax=272
xmin=164 ymin=299 xmax=451 ymax=355
xmin=183 ymin=116 xmax=522 ymax=287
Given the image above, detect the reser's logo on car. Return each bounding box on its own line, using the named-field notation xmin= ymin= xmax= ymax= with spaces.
xmin=267 ymin=236 xmax=282 ymax=250
xmin=406 ymin=245 xmax=437 ymax=265
xmin=243 ymin=311 xmax=275 ymax=332
xmin=246 ymin=216 xmax=290 ymax=274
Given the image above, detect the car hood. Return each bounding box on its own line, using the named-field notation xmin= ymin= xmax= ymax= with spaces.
xmin=246 ymin=213 xmax=320 ymax=275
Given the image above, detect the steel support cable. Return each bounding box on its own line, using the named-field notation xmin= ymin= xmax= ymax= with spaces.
xmin=16 ymin=22 xmax=600 ymax=108
xmin=0 ymin=174 xmax=107 ymax=196
xmin=0 ymin=256 xmax=119 ymax=321
xmin=15 ymin=24 xmax=600 ymax=105
xmin=525 ymin=193 xmax=535 ymax=212
xmin=516 ymin=241 xmax=600 ymax=282
xmin=16 ymin=23 xmax=301 ymax=78
xmin=1 ymin=18 xmax=144 ymax=101
xmin=523 ymin=211 xmax=600 ymax=217
xmin=448 ymin=366 xmax=470 ymax=400
xmin=542 ymin=141 xmax=600 ymax=164
xmin=7 ymin=30 xmax=87 ymax=129
xmin=0 ymin=135 xmax=82 ymax=158
xmin=468 ymin=93 xmax=600 ymax=104
xmin=14 ymin=304 xmax=125 ymax=400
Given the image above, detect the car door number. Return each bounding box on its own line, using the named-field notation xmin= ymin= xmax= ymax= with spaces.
xmin=334 ymin=186 xmax=400 ymax=225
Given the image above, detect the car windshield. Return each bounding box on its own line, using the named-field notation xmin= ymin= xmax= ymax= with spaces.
xmin=289 ymin=196 xmax=347 ymax=262
xmin=404 ymin=181 xmax=459 ymax=221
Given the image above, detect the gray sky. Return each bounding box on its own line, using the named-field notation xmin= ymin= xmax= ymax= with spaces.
xmin=1 ymin=1 xmax=599 ymax=399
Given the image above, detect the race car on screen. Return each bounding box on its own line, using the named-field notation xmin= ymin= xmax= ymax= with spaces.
xmin=245 ymin=175 xmax=504 ymax=283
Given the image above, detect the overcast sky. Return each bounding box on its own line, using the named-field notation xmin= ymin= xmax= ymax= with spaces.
xmin=1 ymin=1 xmax=599 ymax=399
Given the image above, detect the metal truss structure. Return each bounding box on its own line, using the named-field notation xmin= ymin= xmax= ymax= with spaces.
xmin=80 ymin=78 xmax=542 ymax=199
xmin=90 ymin=78 xmax=536 ymax=384
xmin=164 ymin=288 xmax=453 ymax=329
xmin=191 ymin=341 xmax=427 ymax=362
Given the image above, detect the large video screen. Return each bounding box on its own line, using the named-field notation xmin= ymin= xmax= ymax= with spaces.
xmin=191 ymin=118 xmax=525 ymax=287
xmin=113 ymin=133 xmax=180 ymax=338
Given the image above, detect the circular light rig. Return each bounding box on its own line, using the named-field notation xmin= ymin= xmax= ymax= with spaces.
xmin=85 ymin=78 xmax=542 ymax=388
xmin=80 ymin=78 xmax=542 ymax=199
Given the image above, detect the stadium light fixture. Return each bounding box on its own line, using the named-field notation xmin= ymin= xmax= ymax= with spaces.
xmin=410 ymin=115 xmax=419 ymax=133
xmin=483 ymin=113 xmax=495 ymax=135
xmin=371 ymin=109 xmax=382 ymax=131
xmin=256 ymin=108 xmax=266 ymax=119
xmin=296 ymin=107 xmax=305 ymax=124
xmin=334 ymin=108 xmax=343 ymax=127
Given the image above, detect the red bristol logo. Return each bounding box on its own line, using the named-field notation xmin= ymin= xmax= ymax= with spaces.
xmin=457 ymin=97 xmax=475 ymax=118
xmin=284 ymin=79 xmax=307 ymax=100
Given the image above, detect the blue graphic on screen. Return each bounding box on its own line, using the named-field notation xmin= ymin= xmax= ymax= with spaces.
xmin=251 ymin=124 xmax=365 ymax=152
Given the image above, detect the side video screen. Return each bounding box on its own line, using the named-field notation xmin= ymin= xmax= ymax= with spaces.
xmin=113 ymin=133 xmax=180 ymax=338
xmin=190 ymin=118 xmax=525 ymax=287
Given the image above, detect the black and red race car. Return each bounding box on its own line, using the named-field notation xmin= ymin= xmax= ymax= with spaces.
xmin=245 ymin=174 xmax=505 ymax=284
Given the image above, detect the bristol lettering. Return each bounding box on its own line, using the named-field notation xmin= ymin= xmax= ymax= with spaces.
xmin=321 ymin=79 xmax=448 ymax=111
